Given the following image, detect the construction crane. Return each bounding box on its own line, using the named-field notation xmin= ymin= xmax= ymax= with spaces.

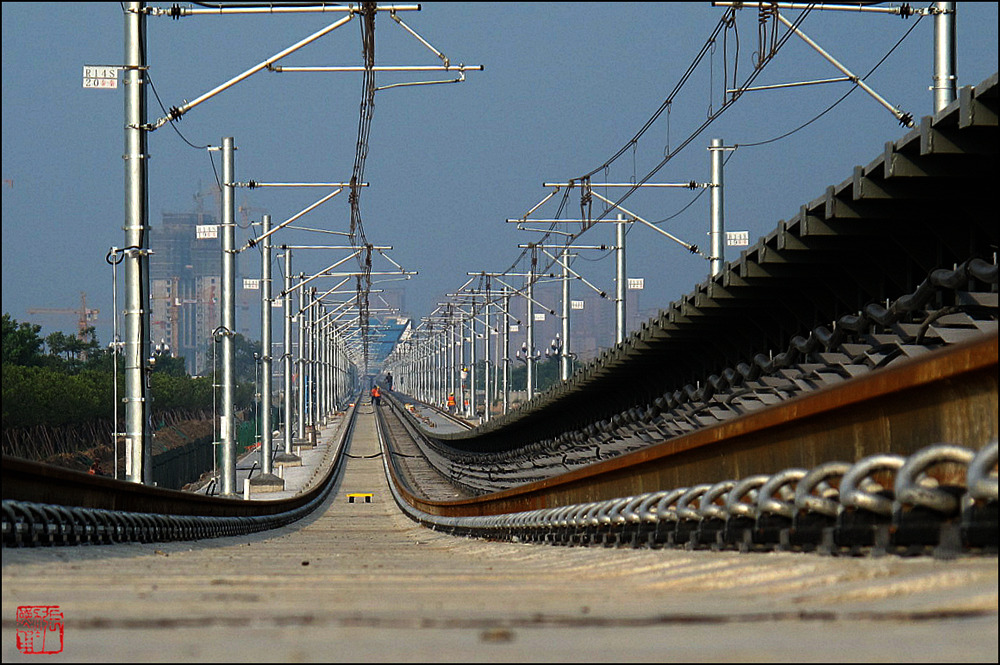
xmin=192 ymin=182 xmax=221 ymax=213
xmin=238 ymin=200 xmax=269 ymax=228
xmin=27 ymin=291 xmax=100 ymax=341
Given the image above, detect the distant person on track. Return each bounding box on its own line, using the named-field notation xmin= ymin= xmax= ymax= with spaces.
xmin=371 ymin=384 xmax=382 ymax=407
xmin=385 ymin=372 xmax=394 ymax=391
xmin=447 ymin=392 xmax=456 ymax=414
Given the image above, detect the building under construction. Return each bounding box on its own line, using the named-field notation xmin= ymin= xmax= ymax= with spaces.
xmin=149 ymin=211 xmax=230 ymax=375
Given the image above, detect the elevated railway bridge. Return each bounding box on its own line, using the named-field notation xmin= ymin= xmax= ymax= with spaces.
xmin=3 ymin=74 xmax=997 ymax=661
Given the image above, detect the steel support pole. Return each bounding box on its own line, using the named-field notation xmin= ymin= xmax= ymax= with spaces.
xmin=326 ymin=325 xmax=332 ymax=416
xmin=340 ymin=330 xmax=346 ymax=409
xmin=426 ymin=342 xmax=431 ymax=405
xmin=283 ymin=252 xmax=295 ymax=456
xmin=560 ymin=250 xmax=571 ymax=381
xmin=220 ymin=137 xmax=236 ymax=495
xmin=502 ymin=294 xmax=511 ymax=414
xmin=296 ymin=276 xmax=306 ymax=441
xmin=469 ymin=312 xmax=477 ymax=420
xmin=493 ymin=316 xmax=501 ymax=406
xmin=450 ymin=321 xmax=457 ymax=403
xmin=933 ymin=2 xmax=957 ymax=114
xmin=319 ymin=315 xmax=327 ymax=424
xmin=458 ymin=309 xmax=469 ymax=417
xmin=301 ymin=292 xmax=309 ymax=433
xmin=320 ymin=305 xmax=326 ymax=420
xmin=483 ymin=302 xmax=491 ymax=422
xmin=709 ymin=138 xmax=725 ymax=277
xmin=615 ymin=214 xmax=626 ymax=345
xmin=260 ymin=215 xmax=273 ymax=474
xmin=428 ymin=343 xmax=434 ymax=405
xmin=315 ymin=300 xmax=322 ymax=422
xmin=437 ymin=337 xmax=442 ymax=407
xmin=323 ymin=313 xmax=330 ymax=415
xmin=315 ymin=313 xmax=323 ymax=424
xmin=332 ymin=328 xmax=340 ymax=410
xmin=408 ymin=347 xmax=414 ymax=400
xmin=306 ymin=290 xmax=316 ymax=433
xmin=123 ymin=2 xmax=151 ymax=484
xmin=313 ymin=293 xmax=320 ymax=430
xmin=334 ymin=328 xmax=340 ymax=407
xmin=526 ymin=270 xmax=536 ymax=400
xmin=333 ymin=329 xmax=340 ymax=407
xmin=328 ymin=324 xmax=333 ymax=418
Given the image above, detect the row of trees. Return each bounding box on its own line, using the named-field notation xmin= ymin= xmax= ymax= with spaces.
xmin=471 ymin=356 xmax=582 ymax=394
xmin=2 ymin=313 xmax=256 ymax=430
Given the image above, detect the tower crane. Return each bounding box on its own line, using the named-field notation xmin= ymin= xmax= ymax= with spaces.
xmin=27 ymin=292 xmax=100 ymax=341
xmin=238 ymin=200 xmax=269 ymax=228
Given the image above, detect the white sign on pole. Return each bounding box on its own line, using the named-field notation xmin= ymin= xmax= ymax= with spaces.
xmin=726 ymin=230 xmax=750 ymax=246
xmin=82 ymin=65 xmax=119 ymax=89
xmin=534 ymin=312 xmax=546 ymax=322
xmin=571 ymin=300 xmax=585 ymax=311
xmin=243 ymin=279 xmax=260 ymax=290
xmin=627 ymin=278 xmax=645 ymax=290
xmin=196 ymin=224 xmax=218 ymax=239
xmin=509 ymin=324 xmax=519 ymax=333
xmin=271 ymin=300 xmax=282 ymax=308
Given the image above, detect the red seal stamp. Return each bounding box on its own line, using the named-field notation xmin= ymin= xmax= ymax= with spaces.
xmin=15 ymin=606 xmax=63 ymax=655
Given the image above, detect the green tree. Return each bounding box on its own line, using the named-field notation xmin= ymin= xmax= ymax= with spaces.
xmin=45 ymin=330 xmax=78 ymax=360
xmin=2 ymin=313 xmax=44 ymax=365
xmin=507 ymin=357 xmax=579 ymax=393
xmin=198 ymin=333 xmax=261 ymax=382
xmin=233 ymin=333 xmax=262 ymax=384
xmin=151 ymin=352 xmax=188 ymax=377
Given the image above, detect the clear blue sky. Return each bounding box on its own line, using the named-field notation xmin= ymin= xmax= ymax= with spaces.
xmin=3 ymin=2 xmax=997 ymax=350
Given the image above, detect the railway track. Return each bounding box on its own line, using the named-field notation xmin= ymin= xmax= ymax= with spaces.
xmin=370 ymin=262 xmax=998 ymax=558
xmin=5 ymin=345 xmax=996 ymax=559
xmin=3 ymin=319 xmax=997 ymax=558
xmin=377 ymin=389 xmax=998 ymax=558
xmin=5 ymin=406 xmax=996 ymax=662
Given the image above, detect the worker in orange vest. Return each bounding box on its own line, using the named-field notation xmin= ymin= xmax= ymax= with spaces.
xmin=371 ymin=384 xmax=381 ymax=407
xmin=446 ymin=392 xmax=456 ymax=413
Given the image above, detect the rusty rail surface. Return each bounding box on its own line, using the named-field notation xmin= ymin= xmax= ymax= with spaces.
xmin=384 ymin=334 xmax=997 ymax=517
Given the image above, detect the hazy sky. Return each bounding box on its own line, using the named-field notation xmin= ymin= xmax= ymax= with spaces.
xmin=3 ymin=2 xmax=997 ymax=349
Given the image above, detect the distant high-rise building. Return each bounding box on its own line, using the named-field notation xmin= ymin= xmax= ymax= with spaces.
xmin=150 ymin=211 xmax=249 ymax=375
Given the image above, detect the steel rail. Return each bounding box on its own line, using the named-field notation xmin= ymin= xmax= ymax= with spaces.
xmin=377 ymin=389 xmax=998 ymax=556
xmin=2 ymin=399 xmax=360 ymax=546
xmin=382 ymin=333 xmax=997 ymax=517
xmin=391 ymin=392 xmax=476 ymax=432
